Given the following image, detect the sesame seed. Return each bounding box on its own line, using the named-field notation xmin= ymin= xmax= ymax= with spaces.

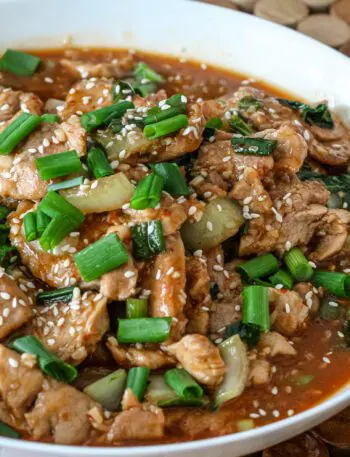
xmin=156 ymin=269 xmax=161 ymax=280
xmin=338 ymin=331 xmax=344 ymax=338
xmin=287 ymin=409 xmax=295 ymax=417
xmin=308 ymin=261 xmax=317 ymax=269
xmin=258 ymin=409 xmax=267 ymax=416
xmin=206 ymin=221 xmax=213 ymax=231
xmin=249 ymin=413 xmax=260 ymax=419
xmin=124 ymin=270 xmax=135 ymax=278
xmin=8 ymin=358 xmax=18 ymax=368
xmin=271 ymin=386 xmax=278 ymax=395
xmin=44 ymin=77 xmax=54 ymax=84
xmin=0 ymin=292 xmax=10 ymax=300
xmin=328 ymin=301 xmax=338 ymax=307
xmin=272 ymin=410 xmax=280 ymax=418
xmin=213 ymin=264 xmax=224 ymax=272
xmin=166 ymin=267 xmax=175 ymax=276
xmin=322 ymin=356 xmax=331 ymax=364
xmin=47 ymin=339 xmax=56 ymax=346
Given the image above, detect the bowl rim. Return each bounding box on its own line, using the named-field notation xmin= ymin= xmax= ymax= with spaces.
xmin=0 ymin=0 xmax=349 ymax=453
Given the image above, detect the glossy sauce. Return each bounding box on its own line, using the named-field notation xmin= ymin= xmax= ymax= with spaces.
xmin=4 ymin=47 xmax=349 ymax=446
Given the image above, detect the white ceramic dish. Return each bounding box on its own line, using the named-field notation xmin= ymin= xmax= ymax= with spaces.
xmin=0 ymin=0 xmax=349 ymax=456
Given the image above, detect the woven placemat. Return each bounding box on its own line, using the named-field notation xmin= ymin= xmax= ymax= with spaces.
xmin=198 ymin=0 xmax=350 ymax=56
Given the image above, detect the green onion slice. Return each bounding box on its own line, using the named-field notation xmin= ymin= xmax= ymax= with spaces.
xmin=11 ymin=335 xmax=77 ymax=383
xmin=131 ymin=220 xmax=166 ymax=260
xmin=0 ymin=421 xmax=20 ymax=438
xmin=164 ymin=368 xmax=203 ymax=399
xmin=41 ymin=114 xmax=59 ymax=124
xmin=230 ymin=112 xmax=253 ymax=136
xmin=133 ymin=61 xmax=165 ymax=84
xmin=80 ymin=100 xmax=134 ymax=132
xmin=151 ymin=162 xmax=190 ymax=196
xmin=243 ymin=285 xmax=270 ymax=332
xmin=268 ymin=269 xmax=294 ymax=290
xmin=126 ymin=298 xmax=148 ymax=318
xmin=144 ymin=105 xmax=187 ymax=125
xmin=143 ymin=114 xmax=188 ymax=140
xmin=284 ymin=247 xmax=314 ymax=282
xmin=48 ymin=176 xmax=84 ymax=192
xmin=126 ymin=367 xmax=150 ymax=402
xmin=0 ymin=49 xmax=40 ymax=76
xmin=0 ymin=113 xmax=41 ymax=155
xmin=74 ymin=233 xmax=129 ymax=282
xmin=236 ymin=253 xmax=279 ymax=282
xmin=231 ymin=137 xmax=277 ymax=156
xmin=35 ymin=150 xmax=82 ymax=181
xmin=130 ymin=173 xmax=164 ymax=210
xmin=117 ymin=317 xmax=172 ymax=343
xmin=37 ymin=286 xmax=75 ymax=304
xmin=311 ymin=270 xmax=350 ymax=298
xmin=84 ymin=369 xmax=127 ymax=411
xmin=23 ymin=212 xmax=37 ymax=242
xmin=87 ymin=146 xmax=113 ymax=179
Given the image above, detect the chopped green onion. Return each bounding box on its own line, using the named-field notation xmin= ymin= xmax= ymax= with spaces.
xmin=0 ymin=112 xmax=41 ymax=155
xmin=204 ymin=116 xmax=224 ymax=138
xmin=269 ymin=269 xmax=294 ymax=289
xmin=230 ymin=112 xmax=253 ymax=136
xmin=143 ymin=114 xmax=188 ymax=140
xmin=48 ymin=176 xmax=84 ymax=192
xmin=130 ymin=173 xmax=164 ymax=210
xmin=126 ymin=367 xmax=150 ymax=402
xmin=133 ymin=82 xmax=157 ymax=97
xmin=296 ymin=374 xmax=314 ymax=386
xmin=38 ymin=191 xmax=84 ymax=250
xmin=284 ymin=247 xmax=314 ymax=282
xmin=238 ymin=96 xmax=263 ymax=111
xmin=236 ymin=253 xmax=279 ymax=282
xmin=224 ymin=321 xmax=261 ymax=348
xmin=319 ymin=298 xmax=341 ymax=320
xmin=145 ymin=375 xmax=207 ymax=407
xmin=0 ymin=49 xmax=40 ymax=76
xmin=37 ymin=286 xmax=75 ymax=304
xmin=144 ymin=105 xmax=187 ymax=125
xmin=133 ymin=61 xmax=165 ymax=84
xmin=131 ymin=220 xmax=166 ymax=260
xmin=38 ymin=191 xmax=84 ymax=226
xmin=11 ymin=335 xmax=77 ymax=383
xmin=278 ymin=99 xmax=334 ymax=129
xmin=35 ymin=150 xmax=82 ymax=181
xmin=80 ymin=100 xmax=134 ymax=132
xmin=23 ymin=212 xmax=37 ymax=242
xmin=0 ymin=205 xmax=11 ymax=221
xmin=41 ymin=114 xmax=59 ymax=124
xmin=113 ymin=80 xmax=136 ymax=102
xmin=87 ymin=147 xmax=113 ymax=179
xmin=164 ymin=368 xmax=203 ymax=399
xmin=84 ymin=369 xmax=127 ymax=411
xmin=126 ymin=298 xmax=148 ymax=318
xmin=231 ymin=137 xmax=277 ymax=156
xmin=74 ymin=233 xmax=129 ymax=282
xmin=243 ymin=286 xmax=270 ymax=332
xmin=311 ymin=270 xmax=350 ymax=298
xmin=0 ymin=421 xmax=20 ymax=438
xmin=147 ymin=95 xmax=185 ymax=117
xmin=151 ymin=162 xmax=189 ymax=196
xmin=117 ymin=317 xmax=172 ymax=343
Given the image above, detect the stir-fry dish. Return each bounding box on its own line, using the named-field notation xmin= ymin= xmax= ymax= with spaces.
xmin=0 ymin=48 xmax=349 ymax=446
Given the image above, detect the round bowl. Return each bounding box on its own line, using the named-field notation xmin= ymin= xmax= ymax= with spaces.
xmin=0 ymin=0 xmax=349 ymax=456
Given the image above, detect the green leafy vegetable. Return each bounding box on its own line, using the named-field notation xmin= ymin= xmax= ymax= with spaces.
xmin=230 ymin=112 xmax=253 ymax=136
xmin=238 ymin=96 xmax=263 ymax=111
xmin=278 ymin=99 xmax=334 ymax=129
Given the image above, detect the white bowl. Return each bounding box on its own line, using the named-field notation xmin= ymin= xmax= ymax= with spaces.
xmin=0 ymin=0 xmax=349 ymax=456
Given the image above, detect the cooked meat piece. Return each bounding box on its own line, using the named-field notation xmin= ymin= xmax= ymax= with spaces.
xmin=259 ymin=331 xmax=297 ymax=357
xmin=29 ymin=290 xmax=109 ymax=365
xmin=164 ymin=334 xmax=226 ymax=387
xmin=310 ymin=210 xmax=349 ymax=261
xmin=239 ymin=214 xmax=280 ymax=256
xmin=293 ymin=283 xmax=320 ymax=315
xmin=0 ymin=86 xmax=43 ymax=124
xmin=230 ymin=167 xmax=273 ymax=215
xmin=100 ymin=256 xmax=138 ymax=301
xmin=106 ymin=405 xmax=165 ymax=443
xmin=25 ymin=380 xmax=98 ymax=445
xmin=258 ymin=122 xmax=308 ymax=173
xmin=149 ymin=233 xmax=187 ymax=340
xmin=185 ymin=255 xmax=211 ymax=334
xmin=263 ymin=432 xmax=329 ymax=457
xmin=0 ymin=115 xmax=86 ymax=201
xmin=60 ymin=54 xmax=133 ymax=79
xmin=9 ymin=203 xmax=111 ymax=288
xmin=62 ymin=79 xmax=113 ymax=119
xmin=123 ymin=195 xmax=188 ymax=236
xmin=209 ymin=300 xmax=241 ymax=334
xmin=269 ymin=288 xmax=309 ymax=336
xmin=106 ymin=336 xmax=175 ymax=369
xmin=0 ymin=345 xmax=44 ymax=419
xmin=309 ymin=120 xmax=350 ymax=166
xmin=0 ymin=272 xmax=33 ymax=340
xmin=249 ymin=359 xmax=271 ymax=386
